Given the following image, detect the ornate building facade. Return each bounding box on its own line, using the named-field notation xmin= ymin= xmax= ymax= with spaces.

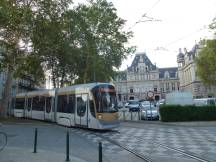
xmin=177 ymin=43 xmax=216 ymax=98
xmin=114 ymin=53 xmax=180 ymax=102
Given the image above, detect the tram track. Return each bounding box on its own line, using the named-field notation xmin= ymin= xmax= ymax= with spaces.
xmin=96 ymin=131 xmax=213 ymax=162
xmin=75 ymin=128 xmax=213 ymax=162
xmin=123 ymin=124 xmax=216 ymax=143
xmin=95 ymin=132 xmax=155 ymax=162
xmin=120 ymin=124 xmax=215 ymax=162
xmin=74 ymin=128 xmax=155 ymax=162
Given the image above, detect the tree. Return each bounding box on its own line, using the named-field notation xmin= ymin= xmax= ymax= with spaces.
xmin=0 ymin=0 xmax=33 ymax=118
xmin=196 ymin=39 xmax=216 ymax=86
xmin=64 ymin=0 xmax=135 ymax=83
xmin=31 ymin=0 xmax=75 ymax=88
xmin=0 ymin=0 xmax=72 ymax=117
xmin=196 ymin=17 xmax=216 ymax=86
xmin=0 ymin=0 xmax=135 ymax=117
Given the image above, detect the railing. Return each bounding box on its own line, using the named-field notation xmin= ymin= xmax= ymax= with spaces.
xmin=118 ymin=111 xmax=142 ymax=121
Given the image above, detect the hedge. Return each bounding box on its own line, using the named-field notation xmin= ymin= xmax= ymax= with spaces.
xmin=159 ymin=105 xmax=216 ymax=122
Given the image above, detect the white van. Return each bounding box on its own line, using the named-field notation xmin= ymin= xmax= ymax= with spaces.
xmin=194 ymin=98 xmax=216 ymax=106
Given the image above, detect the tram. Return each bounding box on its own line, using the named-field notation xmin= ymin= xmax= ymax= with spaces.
xmin=14 ymin=83 xmax=119 ymax=130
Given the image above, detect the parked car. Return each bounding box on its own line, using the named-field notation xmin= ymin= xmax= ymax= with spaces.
xmin=117 ymin=102 xmax=124 ymax=109
xmin=117 ymin=102 xmax=129 ymax=112
xmin=126 ymin=100 xmax=140 ymax=112
xmin=194 ymin=98 xmax=216 ymax=106
xmin=140 ymin=101 xmax=159 ymax=120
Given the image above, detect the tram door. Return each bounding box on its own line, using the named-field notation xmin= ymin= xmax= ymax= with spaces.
xmin=75 ymin=94 xmax=88 ymax=127
xmin=44 ymin=97 xmax=52 ymax=121
xmin=25 ymin=98 xmax=32 ymax=118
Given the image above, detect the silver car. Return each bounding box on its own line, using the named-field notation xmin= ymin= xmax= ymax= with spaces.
xmin=140 ymin=101 xmax=159 ymax=120
xmin=126 ymin=100 xmax=140 ymax=112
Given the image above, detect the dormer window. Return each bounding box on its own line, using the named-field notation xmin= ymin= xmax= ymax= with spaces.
xmin=164 ymin=71 xmax=170 ymax=79
xmin=139 ymin=57 xmax=143 ymax=62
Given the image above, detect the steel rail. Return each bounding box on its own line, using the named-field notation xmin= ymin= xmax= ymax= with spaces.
xmin=95 ymin=133 xmax=155 ymax=162
xmin=122 ymin=125 xmax=213 ymax=162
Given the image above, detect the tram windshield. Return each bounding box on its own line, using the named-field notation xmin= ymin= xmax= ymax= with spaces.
xmin=92 ymin=85 xmax=118 ymax=113
xmin=100 ymin=92 xmax=117 ymax=112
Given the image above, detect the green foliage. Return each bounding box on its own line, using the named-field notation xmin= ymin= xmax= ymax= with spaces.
xmin=195 ymin=17 xmax=216 ymax=86
xmin=196 ymin=39 xmax=216 ymax=86
xmin=15 ymin=54 xmax=45 ymax=85
xmin=0 ymin=0 xmax=135 ymax=87
xmin=64 ymin=0 xmax=135 ymax=84
xmin=209 ymin=17 xmax=216 ymax=31
xmin=159 ymin=105 xmax=216 ymax=122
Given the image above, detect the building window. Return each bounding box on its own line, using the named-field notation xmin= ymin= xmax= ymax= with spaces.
xmin=124 ymin=96 xmax=127 ymax=101
xmin=130 ymin=88 xmax=133 ymax=93
xmin=154 ymin=87 xmax=157 ymax=92
xmin=118 ymin=94 xmax=122 ymax=101
xmin=166 ymin=82 xmax=170 ymax=91
xmin=160 ymin=87 xmax=164 ymax=92
xmin=171 ymin=83 xmax=175 ymax=91
xmin=160 ymin=83 xmax=164 ymax=92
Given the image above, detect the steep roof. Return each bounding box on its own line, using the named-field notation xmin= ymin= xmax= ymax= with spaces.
xmin=127 ymin=52 xmax=157 ymax=72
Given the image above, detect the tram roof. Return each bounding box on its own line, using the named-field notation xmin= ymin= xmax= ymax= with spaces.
xmin=26 ymin=89 xmax=55 ymax=97
xmin=16 ymin=92 xmax=27 ymax=98
xmin=16 ymin=83 xmax=114 ymax=97
xmin=16 ymin=89 xmax=55 ymax=98
xmin=57 ymin=82 xmax=113 ymax=94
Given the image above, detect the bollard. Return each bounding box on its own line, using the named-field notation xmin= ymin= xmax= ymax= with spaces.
xmin=130 ymin=111 xmax=133 ymax=120
xmin=99 ymin=142 xmax=102 ymax=162
xmin=66 ymin=130 xmax=70 ymax=162
xmin=33 ymin=128 xmax=38 ymax=153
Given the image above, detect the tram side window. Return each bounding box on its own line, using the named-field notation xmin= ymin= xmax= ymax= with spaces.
xmin=15 ymin=98 xmax=25 ymax=109
xmin=89 ymin=100 xmax=95 ymax=117
xmin=68 ymin=94 xmax=75 ymax=113
xmin=45 ymin=97 xmax=52 ymax=113
xmin=32 ymin=96 xmax=43 ymax=111
xmin=77 ymin=95 xmax=87 ymax=117
xmin=27 ymin=98 xmax=32 ymax=111
xmin=38 ymin=96 xmax=45 ymax=111
xmin=57 ymin=95 xmax=67 ymax=113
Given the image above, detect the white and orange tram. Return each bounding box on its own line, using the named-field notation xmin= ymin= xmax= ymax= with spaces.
xmin=14 ymin=83 xmax=119 ymax=130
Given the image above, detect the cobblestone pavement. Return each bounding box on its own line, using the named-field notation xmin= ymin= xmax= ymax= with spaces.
xmin=72 ymin=121 xmax=216 ymax=162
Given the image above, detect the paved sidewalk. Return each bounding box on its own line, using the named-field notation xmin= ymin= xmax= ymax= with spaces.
xmin=0 ymin=147 xmax=87 ymax=162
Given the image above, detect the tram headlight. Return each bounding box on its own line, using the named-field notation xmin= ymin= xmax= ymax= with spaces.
xmin=98 ymin=115 xmax=102 ymax=119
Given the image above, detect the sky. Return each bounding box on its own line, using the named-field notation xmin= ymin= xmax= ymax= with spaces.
xmin=108 ymin=0 xmax=216 ymax=70
xmin=74 ymin=0 xmax=216 ymax=70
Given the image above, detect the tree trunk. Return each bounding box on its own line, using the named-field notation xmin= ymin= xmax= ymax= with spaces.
xmin=83 ymin=50 xmax=91 ymax=84
xmin=51 ymin=64 xmax=56 ymax=88
xmin=0 ymin=65 xmax=13 ymax=118
xmin=60 ymin=69 xmax=65 ymax=87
